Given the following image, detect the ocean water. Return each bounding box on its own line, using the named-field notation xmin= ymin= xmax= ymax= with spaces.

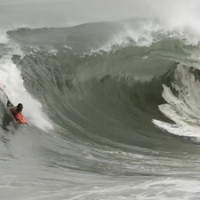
xmin=1 ymin=17 xmax=200 ymax=200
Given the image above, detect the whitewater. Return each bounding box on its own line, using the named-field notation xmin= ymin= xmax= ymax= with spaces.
xmin=2 ymin=3 xmax=200 ymax=199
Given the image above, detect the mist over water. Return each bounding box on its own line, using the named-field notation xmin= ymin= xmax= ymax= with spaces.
xmin=1 ymin=1 xmax=200 ymax=200
xmin=0 ymin=0 xmax=200 ymax=30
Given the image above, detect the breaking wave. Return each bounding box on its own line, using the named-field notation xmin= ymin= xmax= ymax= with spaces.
xmin=2 ymin=18 xmax=200 ymax=200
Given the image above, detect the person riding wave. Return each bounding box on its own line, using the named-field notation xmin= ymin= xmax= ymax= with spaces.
xmin=9 ymin=103 xmax=26 ymax=124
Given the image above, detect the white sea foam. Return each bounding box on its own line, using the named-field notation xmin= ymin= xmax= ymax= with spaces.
xmin=0 ymin=56 xmax=53 ymax=131
xmin=153 ymin=64 xmax=200 ymax=138
xmin=0 ymin=29 xmax=9 ymax=44
xmin=86 ymin=18 xmax=200 ymax=56
xmin=86 ymin=21 xmax=160 ymax=55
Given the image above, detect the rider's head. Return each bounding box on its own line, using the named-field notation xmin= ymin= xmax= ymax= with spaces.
xmin=17 ymin=103 xmax=23 ymax=112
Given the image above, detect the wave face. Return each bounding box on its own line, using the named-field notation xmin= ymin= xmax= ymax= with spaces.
xmin=1 ymin=19 xmax=200 ymax=199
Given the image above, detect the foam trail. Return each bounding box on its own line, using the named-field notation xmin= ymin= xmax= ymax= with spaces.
xmin=0 ymin=56 xmax=53 ymax=131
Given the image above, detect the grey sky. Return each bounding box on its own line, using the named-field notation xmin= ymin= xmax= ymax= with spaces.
xmin=0 ymin=0 xmax=200 ymax=29
xmin=0 ymin=0 xmax=147 ymax=28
